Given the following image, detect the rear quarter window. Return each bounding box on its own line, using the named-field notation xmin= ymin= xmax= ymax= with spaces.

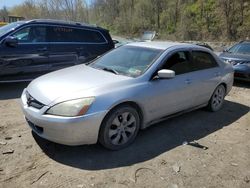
xmin=74 ymin=28 xmax=106 ymax=43
xmin=192 ymin=51 xmax=218 ymax=71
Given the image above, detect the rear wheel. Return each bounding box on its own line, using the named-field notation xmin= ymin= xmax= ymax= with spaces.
xmin=207 ymin=84 xmax=226 ymax=112
xmin=99 ymin=105 xmax=140 ymax=150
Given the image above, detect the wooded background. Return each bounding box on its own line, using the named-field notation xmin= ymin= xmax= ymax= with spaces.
xmin=1 ymin=0 xmax=250 ymax=41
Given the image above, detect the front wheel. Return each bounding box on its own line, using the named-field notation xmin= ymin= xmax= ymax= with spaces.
xmin=99 ymin=105 xmax=140 ymax=150
xmin=207 ymin=84 xmax=226 ymax=112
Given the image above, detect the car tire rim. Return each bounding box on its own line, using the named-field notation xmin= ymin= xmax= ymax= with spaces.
xmin=212 ymin=86 xmax=225 ymax=110
xmin=108 ymin=112 xmax=137 ymax=145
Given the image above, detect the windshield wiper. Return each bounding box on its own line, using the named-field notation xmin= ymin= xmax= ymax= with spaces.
xmin=102 ymin=67 xmax=119 ymax=75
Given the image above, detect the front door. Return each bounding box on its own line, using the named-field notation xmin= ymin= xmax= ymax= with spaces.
xmin=0 ymin=25 xmax=49 ymax=80
xmin=144 ymin=51 xmax=197 ymax=121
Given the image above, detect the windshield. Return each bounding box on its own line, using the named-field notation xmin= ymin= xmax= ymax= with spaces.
xmin=0 ymin=22 xmax=24 ymax=37
xmin=228 ymin=43 xmax=250 ymax=54
xmin=90 ymin=46 xmax=163 ymax=77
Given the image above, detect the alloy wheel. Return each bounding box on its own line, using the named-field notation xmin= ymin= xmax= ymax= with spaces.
xmin=108 ymin=112 xmax=137 ymax=145
xmin=211 ymin=85 xmax=225 ymax=111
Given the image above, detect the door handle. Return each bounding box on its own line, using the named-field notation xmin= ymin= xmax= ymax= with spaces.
xmin=37 ymin=47 xmax=48 ymax=52
xmin=214 ymin=72 xmax=221 ymax=76
xmin=76 ymin=47 xmax=84 ymax=50
xmin=185 ymin=79 xmax=191 ymax=84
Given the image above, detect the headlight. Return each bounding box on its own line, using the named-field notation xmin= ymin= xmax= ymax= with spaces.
xmin=46 ymin=97 xmax=95 ymax=117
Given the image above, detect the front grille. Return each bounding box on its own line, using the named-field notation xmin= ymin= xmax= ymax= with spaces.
xmin=26 ymin=92 xmax=45 ymax=109
xmin=231 ymin=60 xmax=250 ymax=66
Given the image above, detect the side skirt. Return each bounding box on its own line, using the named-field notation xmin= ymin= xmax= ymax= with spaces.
xmin=142 ymin=103 xmax=208 ymax=129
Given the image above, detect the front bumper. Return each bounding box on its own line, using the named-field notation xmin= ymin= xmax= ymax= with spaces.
xmin=234 ymin=72 xmax=250 ymax=81
xmin=20 ymin=89 xmax=107 ymax=146
xmin=234 ymin=65 xmax=250 ymax=81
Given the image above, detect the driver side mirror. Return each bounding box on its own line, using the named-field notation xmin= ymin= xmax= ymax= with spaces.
xmin=157 ymin=69 xmax=175 ymax=79
xmin=4 ymin=36 xmax=18 ymax=47
xmin=223 ymin=47 xmax=228 ymax=52
xmin=113 ymin=40 xmax=119 ymax=45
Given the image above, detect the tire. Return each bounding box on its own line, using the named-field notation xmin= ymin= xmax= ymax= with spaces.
xmin=207 ymin=84 xmax=226 ymax=112
xmin=99 ymin=104 xmax=140 ymax=150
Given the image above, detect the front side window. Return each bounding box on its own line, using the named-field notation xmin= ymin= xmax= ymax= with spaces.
xmin=192 ymin=51 xmax=218 ymax=71
xmin=162 ymin=51 xmax=192 ymax=75
xmin=90 ymin=46 xmax=163 ymax=77
xmin=12 ymin=26 xmax=47 ymax=43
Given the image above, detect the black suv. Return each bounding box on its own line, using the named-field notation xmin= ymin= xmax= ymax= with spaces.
xmin=0 ymin=19 xmax=114 ymax=82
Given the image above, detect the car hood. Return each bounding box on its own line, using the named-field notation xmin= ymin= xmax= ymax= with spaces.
xmin=220 ymin=52 xmax=250 ymax=61
xmin=27 ymin=65 xmax=132 ymax=105
xmin=233 ymin=64 xmax=250 ymax=72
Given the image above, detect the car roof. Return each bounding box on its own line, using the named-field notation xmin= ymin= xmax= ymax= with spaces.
xmin=22 ymin=19 xmax=106 ymax=31
xmin=126 ymin=41 xmax=198 ymax=50
xmin=239 ymin=40 xmax=250 ymax=44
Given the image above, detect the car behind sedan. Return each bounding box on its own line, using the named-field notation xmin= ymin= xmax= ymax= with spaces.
xmin=21 ymin=42 xmax=234 ymax=150
xmin=0 ymin=19 xmax=114 ymax=82
xmin=220 ymin=40 xmax=250 ymax=81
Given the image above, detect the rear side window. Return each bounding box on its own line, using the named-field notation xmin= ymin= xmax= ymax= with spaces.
xmin=48 ymin=26 xmax=106 ymax=43
xmin=48 ymin=26 xmax=73 ymax=42
xmin=192 ymin=51 xmax=218 ymax=70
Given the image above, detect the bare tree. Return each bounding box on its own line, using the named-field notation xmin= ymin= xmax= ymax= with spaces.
xmin=0 ymin=6 xmax=9 ymax=22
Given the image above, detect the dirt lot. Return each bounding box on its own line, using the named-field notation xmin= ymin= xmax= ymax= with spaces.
xmin=0 ymin=81 xmax=249 ymax=188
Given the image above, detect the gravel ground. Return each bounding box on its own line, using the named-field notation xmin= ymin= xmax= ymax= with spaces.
xmin=0 ymin=81 xmax=249 ymax=188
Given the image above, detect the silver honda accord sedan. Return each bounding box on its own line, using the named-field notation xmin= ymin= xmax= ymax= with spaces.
xmin=21 ymin=42 xmax=234 ymax=150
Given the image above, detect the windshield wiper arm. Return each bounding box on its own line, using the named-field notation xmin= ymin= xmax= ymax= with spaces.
xmin=102 ymin=67 xmax=119 ymax=75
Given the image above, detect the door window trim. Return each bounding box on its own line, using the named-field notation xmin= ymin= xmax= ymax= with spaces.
xmin=3 ymin=23 xmax=108 ymax=45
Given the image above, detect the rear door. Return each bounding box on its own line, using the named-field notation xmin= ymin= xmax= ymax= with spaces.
xmin=47 ymin=26 xmax=78 ymax=71
xmin=72 ymin=27 xmax=110 ymax=63
xmin=0 ymin=25 xmax=49 ymax=79
xmin=188 ymin=50 xmax=221 ymax=106
xmin=47 ymin=25 xmax=109 ymax=72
